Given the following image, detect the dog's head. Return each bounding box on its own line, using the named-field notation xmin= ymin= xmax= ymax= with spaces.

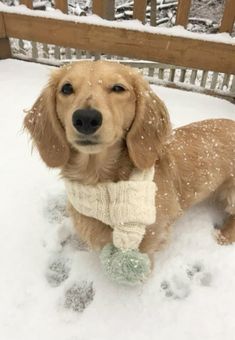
xmin=24 ymin=61 xmax=171 ymax=169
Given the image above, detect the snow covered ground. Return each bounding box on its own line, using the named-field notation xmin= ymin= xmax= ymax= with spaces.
xmin=0 ymin=59 xmax=235 ymax=340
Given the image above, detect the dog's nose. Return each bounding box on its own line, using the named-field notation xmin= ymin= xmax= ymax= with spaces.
xmin=72 ymin=108 xmax=102 ymax=135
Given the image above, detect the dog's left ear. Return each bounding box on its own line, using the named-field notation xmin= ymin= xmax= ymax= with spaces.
xmin=24 ymin=69 xmax=70 ymax=168
xmin=127 ymin=72 xmax=171 ymax=170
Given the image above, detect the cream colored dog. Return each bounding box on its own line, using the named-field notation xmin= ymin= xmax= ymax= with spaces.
xmin=24 ymin=60 xmax=235 ymax=269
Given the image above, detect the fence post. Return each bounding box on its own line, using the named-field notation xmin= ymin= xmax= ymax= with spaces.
xmin=175 ymin=0 xmax=191 ymax=27
xmin=20 ymin=0 xmax=33 ymax=9
xmin=0 ymin=13 xmax=11 ymax=59
xmin=54 ymin=0 xmax=68 ymax=14
xmin=220 ymin=0 xmax=235 ymax=33
xmin=150 ymin=0 xmax=157 ymax=26
xmin=133 ymin=0 xmax=147 ymax=23
xmin=93 ymin=0 xmax=115 ymax=20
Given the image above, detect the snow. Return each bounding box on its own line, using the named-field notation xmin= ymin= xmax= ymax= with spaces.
xmin=0 ymin=58 xmax=235 ymax=340
xmin=1 ymin=3 xmax=235 ymax=45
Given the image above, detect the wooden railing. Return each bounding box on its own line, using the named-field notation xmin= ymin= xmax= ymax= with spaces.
xmin=0 ymin=0 xmax=235 ymax=97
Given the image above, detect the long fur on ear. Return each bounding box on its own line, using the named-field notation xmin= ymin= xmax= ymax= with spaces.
xmin=127 ymin=72 xmax=171 ymax=170
xmin=24 ymin=75 xmax=70 ymax=168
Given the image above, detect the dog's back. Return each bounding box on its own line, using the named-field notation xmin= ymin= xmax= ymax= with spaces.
xmin=166 ymin=119 xmax=235 ymax=209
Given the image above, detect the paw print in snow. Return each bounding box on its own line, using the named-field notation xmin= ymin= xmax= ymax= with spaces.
xmin=43 ymin=192 xmax=68 ymax=224
xmin=46 ymin=257 xmax=96 ymax=313
xmin=186 ymin=263 xmax=212 ymax=286
xmin=160 ymin=277 xmax=191 ymax=299
xmin=64 ymin=281 xmax=95 ymax=313
xmin=46 ymin=256 xmax=71 ymax=287
xmin=161 ymin=263 xmax=212 ymax=299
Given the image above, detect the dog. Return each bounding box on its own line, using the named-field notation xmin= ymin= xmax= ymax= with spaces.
xmin=24 ymin=60 xmax=235 ymax=270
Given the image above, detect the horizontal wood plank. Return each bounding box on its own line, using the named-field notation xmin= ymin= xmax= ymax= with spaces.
xmin=2 ymin=12 xmax=235 ymax=74
xmin=220 ymin=0 xmax=235 ymax=33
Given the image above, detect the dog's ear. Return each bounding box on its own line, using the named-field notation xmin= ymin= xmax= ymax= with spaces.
xmin=24 ymin=72 xmax=70 ymax=168
xmin=127 ymin=72 xmax=171 ymax=170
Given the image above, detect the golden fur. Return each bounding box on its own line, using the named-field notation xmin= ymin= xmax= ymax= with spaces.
xmin=24 ymin=60 xmax=235 ymax=267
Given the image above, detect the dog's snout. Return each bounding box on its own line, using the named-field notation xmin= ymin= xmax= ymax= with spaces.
xmin=72 ymin=108 xmax=102 ymax=135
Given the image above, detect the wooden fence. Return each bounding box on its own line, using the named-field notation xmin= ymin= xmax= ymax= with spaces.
xmin=0 ymin=0 xmax=235 ymax=99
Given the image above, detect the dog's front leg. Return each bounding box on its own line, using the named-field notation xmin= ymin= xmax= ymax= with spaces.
xmin=217 ymin=216 xmax=235 ymax=245
xmin=68 ymin=204 xmax=112 ymax=251
xmin=139 ymin=220 xmax=172 ymax=254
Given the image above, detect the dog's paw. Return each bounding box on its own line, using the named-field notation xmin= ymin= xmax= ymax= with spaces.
xmin=64 ymin=281 xmax=95 ymax=313
xmin=160 ymin=262 xmax=212 ymax=299
xmin=215 ymin=229 xmax=231 ymax=246
xmin=46 ymin=256 xmax=71 ymax=287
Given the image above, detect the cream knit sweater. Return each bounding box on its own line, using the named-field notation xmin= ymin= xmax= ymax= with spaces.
xmin=65 ymin=168 xmax=156 ymax=250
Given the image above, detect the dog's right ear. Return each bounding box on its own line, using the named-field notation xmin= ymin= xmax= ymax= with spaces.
xmin=24 ymin=73 xmax=70 ymax=168
xmin=127 ymin=71 xmax=171 ymax=170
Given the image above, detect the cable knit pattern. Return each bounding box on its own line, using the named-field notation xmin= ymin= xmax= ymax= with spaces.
xmin=65 ymin=167 xmax=156 ymax=250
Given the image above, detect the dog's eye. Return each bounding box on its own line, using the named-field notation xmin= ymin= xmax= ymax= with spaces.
xmin=61 ymin=83 xmax=74 ymax=95
xmin=111 ymin=84 xmax=126 ymax=93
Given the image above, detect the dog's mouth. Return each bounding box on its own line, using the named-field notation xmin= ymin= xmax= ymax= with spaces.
xmin=74 ymin=136 xmax=105 ymax=154
xmin=73 ymin=133 xmax=120 ymax=154
xmin=76 ymin=139 xmax=99 ymax=146
xmin=75 ymin=134 xmax=100 ymax=146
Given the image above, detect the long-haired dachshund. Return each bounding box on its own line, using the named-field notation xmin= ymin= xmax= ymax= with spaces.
xmin=24 ymin=61 xmax=235 ymax=271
